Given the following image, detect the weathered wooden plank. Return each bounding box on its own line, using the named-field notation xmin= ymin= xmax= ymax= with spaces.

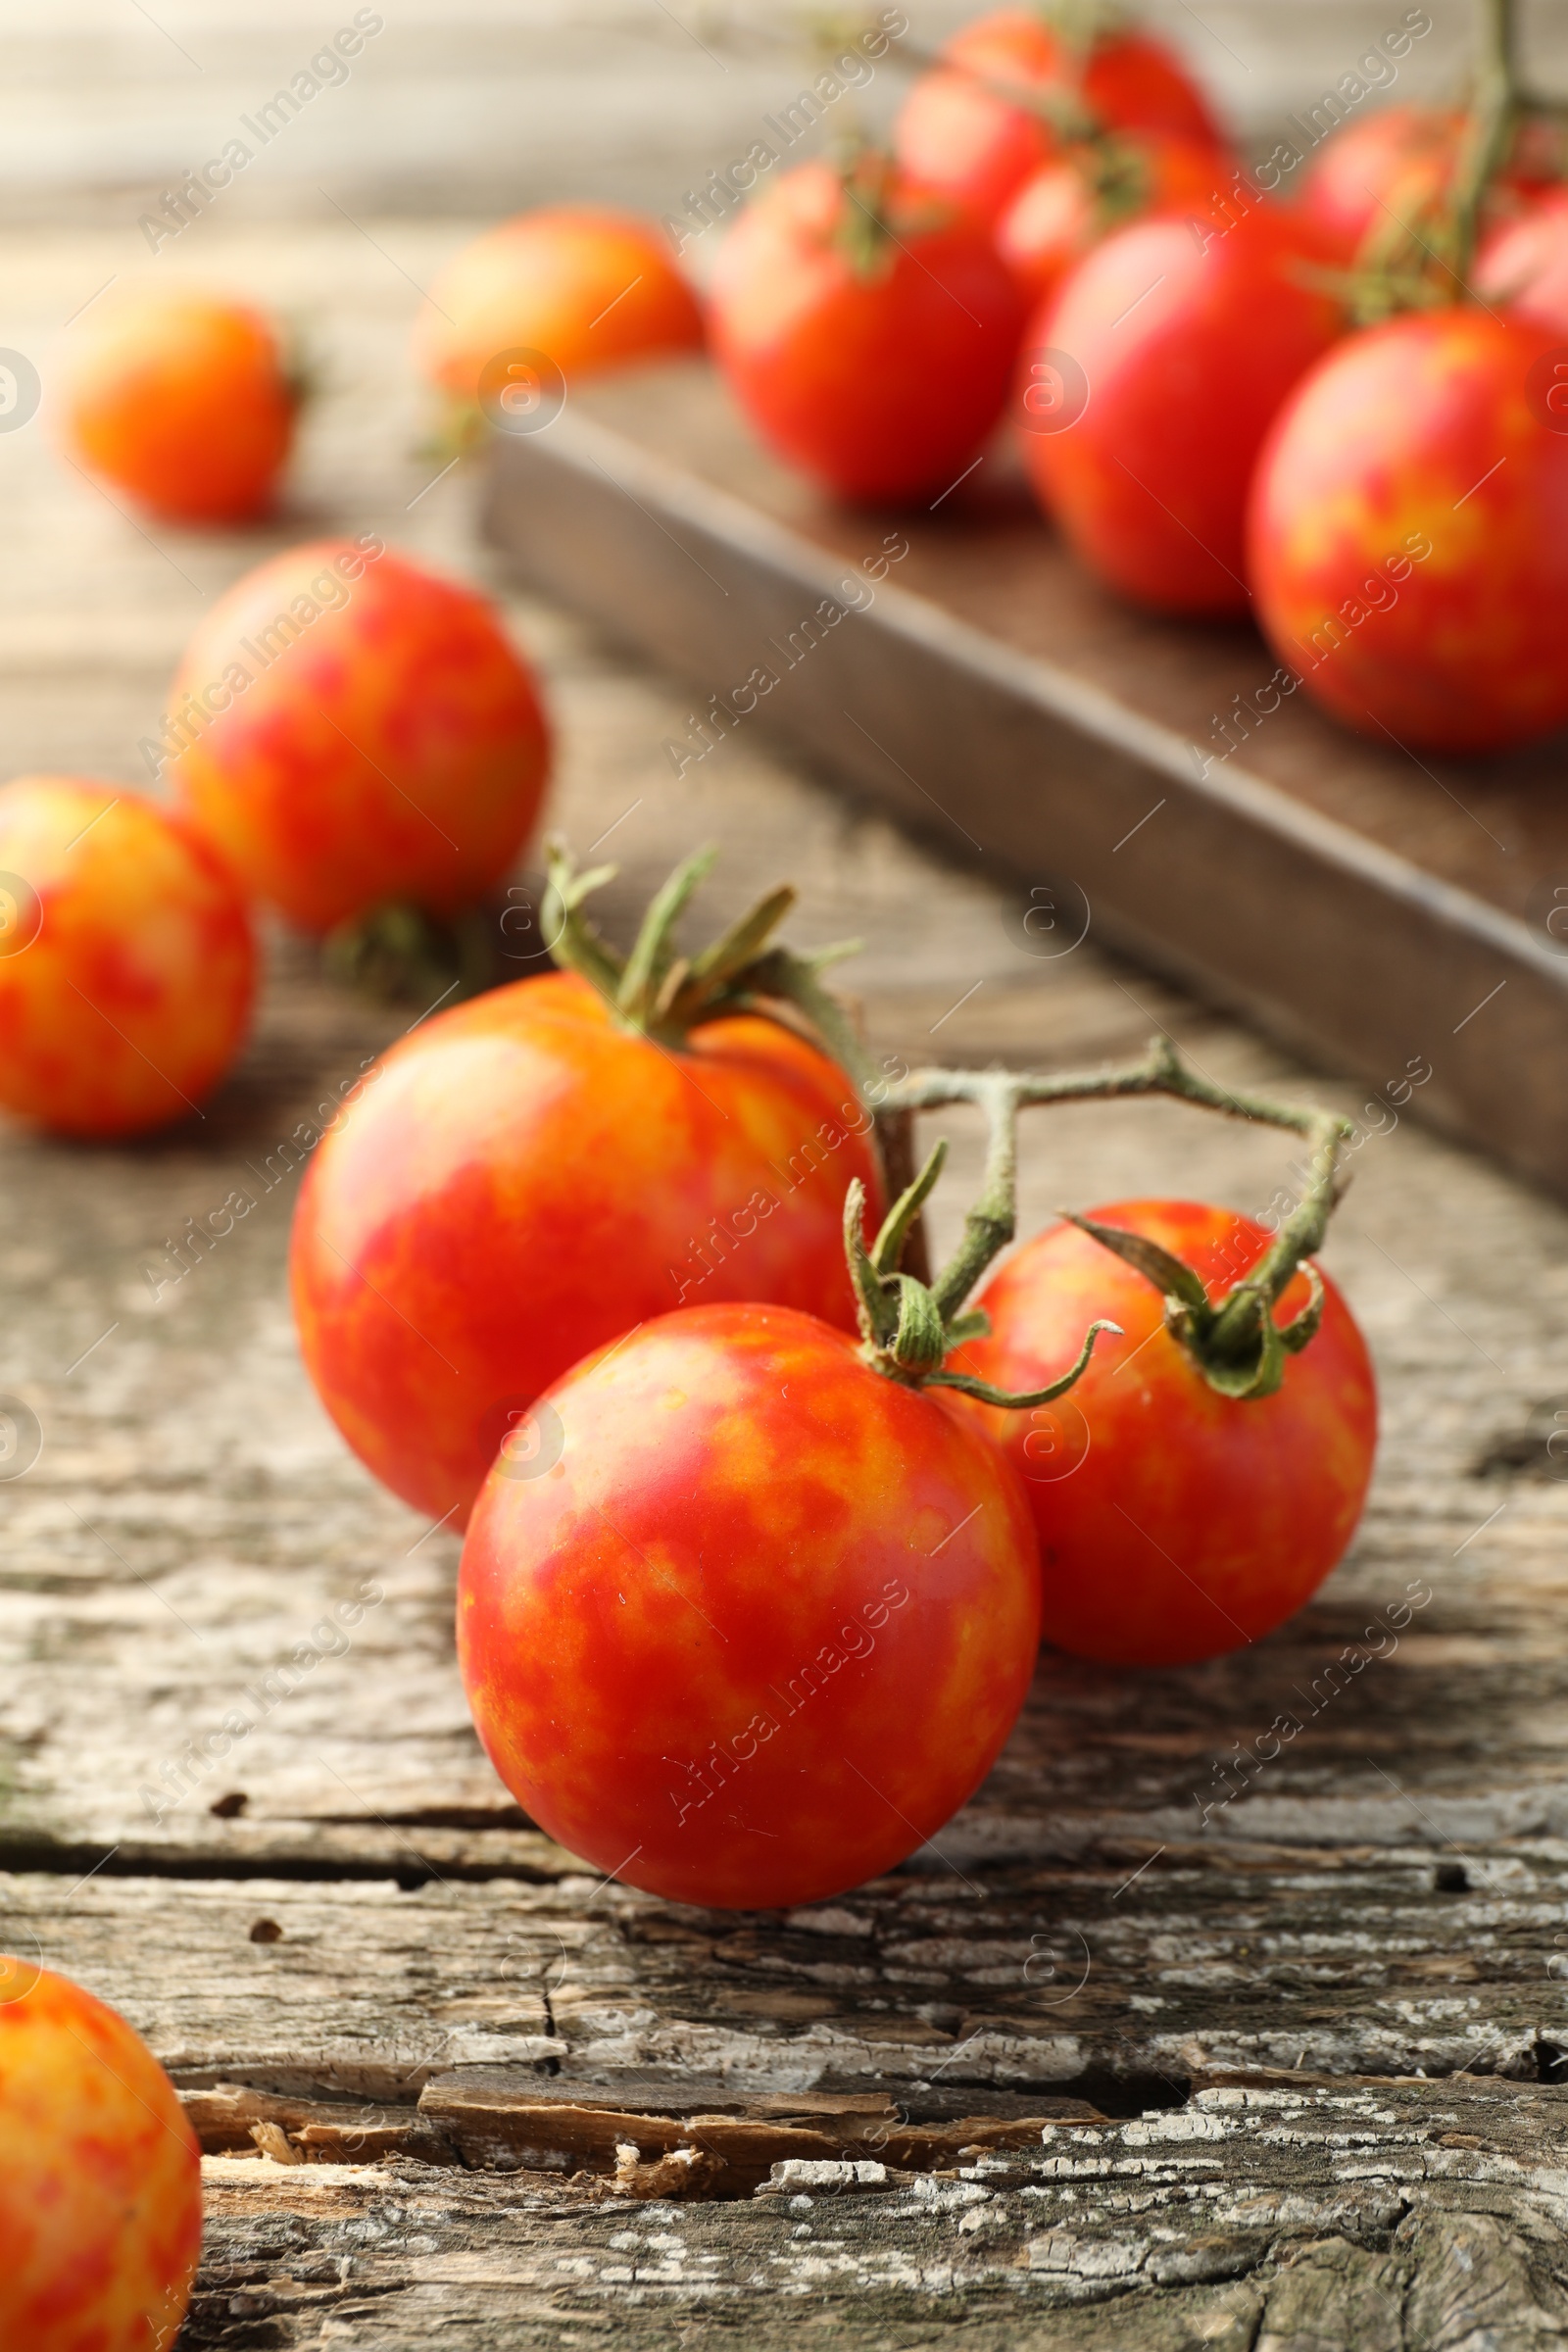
xmin=179 ymin=2075 xmax=1568 ymax=2347
xmin=13 ymin=1859 xmax=1568 ymax=2106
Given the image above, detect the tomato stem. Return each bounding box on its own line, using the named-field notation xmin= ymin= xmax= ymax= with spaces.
xmin=1348 ymin=0 xmax=1521 ymax=321
xmin=843 ymin=1158 xmax=1121 ymax=1403
xmin=1449 ymin=0 xmax=1520 ymax=287
xmin=888 ymin=1037 xmax=1352 ymax=1402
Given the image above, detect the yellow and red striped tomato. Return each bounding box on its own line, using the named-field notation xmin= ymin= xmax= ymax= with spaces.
xmin=414 ymin=207 xmax=704 ymax=406
xmin=169 ymin=540 xmax=550 ymax=933
xmin=62 ymin=291 xmax=297 ymax=525
xmin=0 ymin=1956 xmax=201 ymax=2350
xmin=1250 ymin=307 xmax=1568 ymax=753
xmin=458 ymin=1302 xmax=1041 ymax=1908
xmin=1477 ymin=188 xmax=1568 ymax=335
xmin=291 ymin=971 xmax=885 ymax=1527
xmin=0 ymin=775 xmax=255 ymax=1139
xmin=952 ymin=1201 xmax=1377 ymax=1668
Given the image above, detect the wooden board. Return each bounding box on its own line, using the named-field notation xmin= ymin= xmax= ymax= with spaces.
xmin=5 ymin=211 xmax=1568 ymax=2348
xmin=485 ymin=359 xmax=1568 ymax=1203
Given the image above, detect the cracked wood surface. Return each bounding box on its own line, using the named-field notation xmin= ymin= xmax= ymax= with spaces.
xmin=182 ymin=2079 xmax=1568 ymax=2347
xmin=2 ymin=198 xmax=1567 ymax=2346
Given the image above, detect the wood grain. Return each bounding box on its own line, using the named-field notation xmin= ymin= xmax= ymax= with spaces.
xmin=1 ymin=197 xmax=1567 ymax=2346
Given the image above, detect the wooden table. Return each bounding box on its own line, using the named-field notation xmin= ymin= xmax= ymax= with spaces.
xmin=7 ymin=211 xmax=1568 ymax=2350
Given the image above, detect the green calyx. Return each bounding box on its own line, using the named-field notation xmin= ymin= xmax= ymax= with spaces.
xmin=543 ymin=840 xmax=875 ymax=1079
xmin=322 ymin=899 xmax=501 ymax=1008
xmin=1060 ymin=1213 xmax=1326 ymax=1402
xmin=845 ymin=1137 xmax=1121 ymax=1409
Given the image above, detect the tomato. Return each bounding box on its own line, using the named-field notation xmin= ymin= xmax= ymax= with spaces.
xmin=951 ymin=1200 xmax=1376 ymax=1668
xmin=0 ymin=1955 xmax=201 ymax=2349
xmin=62 ymin=291 xmax=297 ymax=524
xmin=1478 ymin=188 xmax=1568 ymax=333
xmin=895 ymin=8 xmax=1220 ymax=224
xmin=458 ymin=1301 xmax=1040 ymax=1908
xmin=1022 ymin=205 xmax=1343 ymax=613
xmin=997 ymin=131 xmax=1229 ymax=308
xmin=1295 ymin=104 xmax=1552 ymax=269
xmin=413 ymin=206 xmax=704 ymax=414
xmin=291 ymin=969 xmax=885 ymax=1526
xmin=0 ymin=776 xmax=255 ymax=1139
xmin=709 ymin=158 xmax=1025 ymax=504
xmin=1295 ymin=105 xmax=1464 ymax=261
xmin=167 ymin=538 xmax=550 ymax=932
xmin=1249 ymin=306 xmax=1568 ymax=753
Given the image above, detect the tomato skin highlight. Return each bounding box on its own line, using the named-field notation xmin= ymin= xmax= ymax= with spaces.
xmin=951 ymin=1201 xmax=1377 ymax=1670
xmin=291 ymin=971 xmax=886 ymax=1527
xmin=895 ymin=9 xmax=1220 ymax=224
xmin=0 ymin=776 xmax=255 ymax=1139
xmin=169 ymin=540 xmax=550 ymax=932
xmin=1249 ymin=307 xmax=1568 ymax=754
xmin=1477 ymin=189 xmax=1568 ymax=335
xmin=710 ymin=161 xmax=1025 ymax=504
xmin=0 ymin=1960 xmax=202 ymax=2351
xmin=62 ymin=292 xmax=295 ymax=524
xmin=413 ymin=206 xmax=704 ymax=401
xmin=1295 ymin=105 xmax=1465 ymax=262
xmin=1023 ymin=208 xmax=1343 ymax=613
xmin=458 ymin=1302 xmax=1041 ymax=1909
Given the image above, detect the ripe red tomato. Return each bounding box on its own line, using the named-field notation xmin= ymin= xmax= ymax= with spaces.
xmin=62 ymin=291 xmax=297 ymax=523
xmin=1295 ymin=104 xmax=1464 ymax=261
xmin=292 ymin=970 xmax=885 ymax=1526
xmin=1023 ymin=205 xmax=1343 ymax=613
xmin=709 ymin=159 xmax=1025 ymax=503
xmin=895 ymin=8 xmax=1220 ymax=224
xmin=0 ymin=776 xmax=255 ymax=1138
xmin=0 ymin=1955 xmax=202 ymax=2349
xmin=413 ymin=206 xmax=704 ymax=412
xmin=1250 ymin=306 xmax=1568 ymax=753
xmin=458 ymin=1301 xmax=1040 ymax=1908
xmin=1477 ymin=188 xmax=1568 ymax=333
xmin=951 ymin=1200 xmax=1376 ymax=1668
xmin=997 ymin=132 xmax=1228 ymax=308
xmin=168 ymin=538 xmax=550 ymax=932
